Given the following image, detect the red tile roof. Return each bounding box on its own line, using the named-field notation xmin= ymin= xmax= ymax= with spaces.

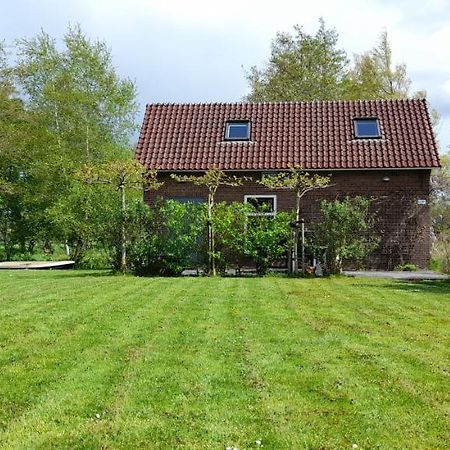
xmin=136 ymin=99 xmax=440 ymax=171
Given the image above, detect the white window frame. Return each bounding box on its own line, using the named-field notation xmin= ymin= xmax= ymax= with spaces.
xmin=244 ymin=195 xmax=277 ymax=217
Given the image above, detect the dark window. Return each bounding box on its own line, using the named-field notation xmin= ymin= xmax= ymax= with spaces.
xmin=244 ymin=195 xmax=276 ymax=216
xmin=225 ymin=121 xmax=250 ymax=140
xmin=354 ymin=118 xmax=381 ymax=138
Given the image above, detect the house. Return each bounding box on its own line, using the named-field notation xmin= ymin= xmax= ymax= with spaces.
xmin=135 ymin=99 xmax=440 ymax=270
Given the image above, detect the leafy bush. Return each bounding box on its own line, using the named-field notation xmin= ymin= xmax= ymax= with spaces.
xmin=49 ymin=182 xmax=117 ymax=264
xmin=212 ymin=202 xmax=292 ymax=275
xmin=432 ymin=232 xmax=450 ymax=274
xmin=314 ymin=196 xmax=379 ymax=274
xmin=127 ymin=200 xmax=206 ymax=276
xmin=212 ymin=202 xmax=250 ymax=271
xmin=244 ymin=211 xmax=293 ymax=275
xmin=394 ymin=263 xmax=418 ymax=272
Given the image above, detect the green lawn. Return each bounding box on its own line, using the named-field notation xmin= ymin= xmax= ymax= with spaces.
xmin=0 ymin=271 xmax=449 ymax=449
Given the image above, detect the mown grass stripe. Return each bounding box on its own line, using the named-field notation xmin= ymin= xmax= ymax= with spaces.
xmin=0 ymin=272 xmax=448 ymax=449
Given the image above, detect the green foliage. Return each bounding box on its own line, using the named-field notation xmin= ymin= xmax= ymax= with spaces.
xmin=76 ymin=160 xmax=162 ymax=272
xmin=245 ymin=18 xmax=348 ymax=102
xmin=127 ymin=200 xmax=206 ymax=276
xmin=15 ymin=25 xmax=137 ymax=163
xmin=315 ymin=196 xmax=380 ymax=274
xmin=212 ymin=201 xmax=251 ymax=271
xmin=0 ymin=26 xmax=138 ymax=261
xmin=245 ymin=23 xmax=433 ymax=115
xmin=431 ymin=152 xmax=450 ymax=273
xmin=244 ymin=211 xmax=293 ymax=275
xmin=48 ymin=181 xmax=117 ymax=264
xmin=394 ymin=263 xmax=418 ymax=272
xmin=172 ymin=168 xmax=247 ymax=275
xmin=258 ymin=167 xmax=331 ymax=273
xmin=258 ymin=168 xmax=331 ymax=193
xmin=432 ymin=232 xmax=450 ymax=274
xmin=344 ymin=31 xmax=411 ymax=100
xmin=431 ymin=152 xmax=450 ymax=234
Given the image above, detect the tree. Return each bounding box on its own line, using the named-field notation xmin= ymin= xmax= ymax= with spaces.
xmin=48 ymin=181 xmax=115 ymax=264
xmin=431 ymin=151 xmax=450 ymax=234
xmin=431 ymin=151 xmax=450 ymax=273
xmin=314 ymin=197 xmax=380 ymax=274
xmin=15 ymin=25 xmax=137 ymax=164
xmin=344 ymin=31 xmax=411 ymax=100
xmin=0 ymin=26 xmax=139 ymax=260
xmin=245 ymin=18 xmax=348 ymax=102
xmin=76 ymin=160 xmax=162 ymax=273
xmin=258 ymin=167 xmax=330 ymax=273
xmin=0 ymin=41 xmax=51 ymax=259
xmin=171 ymin=168 xmax=247 ymax=275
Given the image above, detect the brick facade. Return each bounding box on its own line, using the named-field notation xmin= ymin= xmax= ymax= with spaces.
xmin=146 ymin=169 xmax=432 ymax=270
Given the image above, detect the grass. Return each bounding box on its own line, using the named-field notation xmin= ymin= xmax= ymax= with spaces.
xmin=0 ymin=271 xmax=449 ymax=449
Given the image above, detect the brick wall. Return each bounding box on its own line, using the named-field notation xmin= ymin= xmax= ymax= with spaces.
xmin=145 ymin=169 xmax=432 ymax=270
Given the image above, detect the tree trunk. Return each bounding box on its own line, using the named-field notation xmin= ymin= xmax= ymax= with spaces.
xmin=207 ymin=191 xmax=216 ymax=276
xmin=3 ymin=219 xmax=12 ymax=261
xmin=120 ymin=182 xmax=127 ymax=274
xmin=301 ymin=220 xmax=305 ymax=274
xmin=86 ymin=121 xmax=90 ymax=159
xmin=293 ymin=189 xmax=302 ymax=274
xmin=292 ymin=229 xmax=299 ymax=273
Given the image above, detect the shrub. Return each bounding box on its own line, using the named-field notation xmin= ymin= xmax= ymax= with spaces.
xmin=394 ymin=263 xmax=418 ymax=272
xmin=314 ymin=196 xmax=379 ymax=274
xmin=127 ymin=200 xmax=206 ymax=276
xmin=432 ymin=232 xmax=450 ymax=274
xmin=244 ymin=211 xmax=293 ymax=275
xmin=212 ymin=202 xmax=250 ymax=271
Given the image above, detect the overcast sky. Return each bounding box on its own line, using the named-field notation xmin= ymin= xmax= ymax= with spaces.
xmin=1 ymin=0 xmax=449 ymax=152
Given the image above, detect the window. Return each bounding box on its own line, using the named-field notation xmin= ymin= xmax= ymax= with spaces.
xmin=225 ymin=121 xmax=250 ymax=140
xmin=354 ymin=118 xmax=381 ymax=138
xmin=244 ymin=195 xmax=277 ymax=216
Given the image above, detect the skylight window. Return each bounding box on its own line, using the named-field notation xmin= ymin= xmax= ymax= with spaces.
xmin=225 ymin=121 xmax=250 ymax=141
xmin=354 ymin=118 xmax=381 ymax=138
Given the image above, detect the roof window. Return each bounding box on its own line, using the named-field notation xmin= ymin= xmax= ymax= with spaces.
xmin=225 ymin=121 xmax=250 ymax=141
xmin=354 ymin=118 xmax=381 ymax=138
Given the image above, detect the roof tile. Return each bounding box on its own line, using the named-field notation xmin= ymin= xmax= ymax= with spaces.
xmin=136 ymin=99 xmax=440 ymax=171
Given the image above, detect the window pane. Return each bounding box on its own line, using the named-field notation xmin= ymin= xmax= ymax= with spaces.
xmin=356 ymin=121 xmax=378 ymax=136
xmin=354 ymin=119 xmax=380 ymax=137
xmin=226 ymin=122 xmax=250 ymax=140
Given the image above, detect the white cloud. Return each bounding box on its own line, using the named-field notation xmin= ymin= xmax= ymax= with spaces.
xmin=1 ymin=0 xmax=450 ymax=150
xmin=444 ymin=80 xmax=450 ymax=95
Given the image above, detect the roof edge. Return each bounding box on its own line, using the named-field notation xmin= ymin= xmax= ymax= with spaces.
xmin=144 ymin=98 xmax=427 ymax=108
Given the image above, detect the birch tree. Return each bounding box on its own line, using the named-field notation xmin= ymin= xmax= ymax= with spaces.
xmin=76 ymin=160 xmax=162 ymax=273
xmin=344 ymin=31 xmax=411 ymax=100
xmin=15 ymin=25 xmax=137 ymax=165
